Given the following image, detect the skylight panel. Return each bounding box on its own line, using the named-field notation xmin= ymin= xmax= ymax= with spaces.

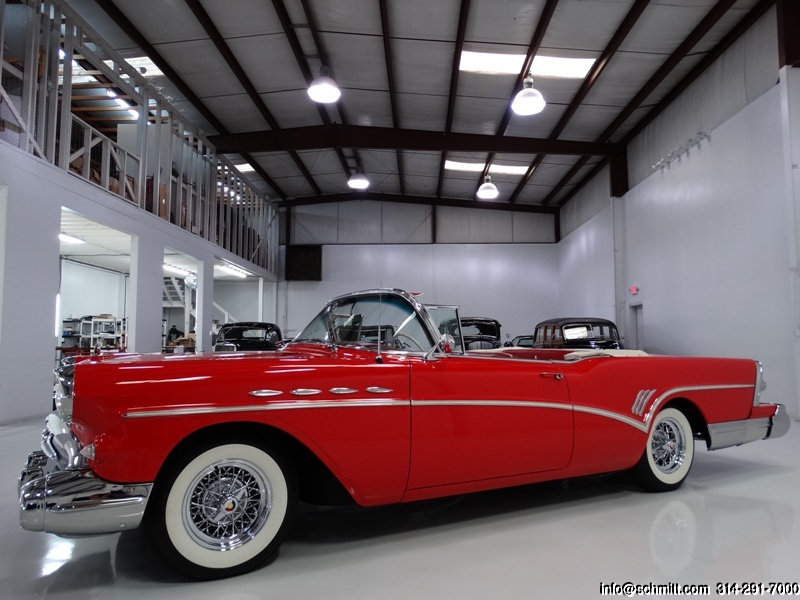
xmin=460 ymin=51 xmax=594 ymax=78
xmin=445 ymin=160 xmax=529 ymax=175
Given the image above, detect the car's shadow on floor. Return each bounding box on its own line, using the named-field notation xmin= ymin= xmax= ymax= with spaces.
xmin=39 ymin=449 xmax=789 ymax=587
xmin=110 ymin=470 xmax=636 ymax=583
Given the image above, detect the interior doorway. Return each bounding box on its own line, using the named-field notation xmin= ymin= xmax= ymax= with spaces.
xmin=629 ymin=304 xmax=644 ymax=350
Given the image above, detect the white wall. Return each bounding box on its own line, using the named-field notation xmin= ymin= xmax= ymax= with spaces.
xmin=278 ymin=243 xmax=558 ymax=342
xmin=621 ymin=84 xmax=791 ymax=348
xmin=560 ymin=83 xmax=797 ymax=417
xmin=59 ymin=261 xmax=127 ymax=321
xmin=213 ymin=280 xmax=264 ymax=323
xmin=557 ymin=205 xmax=616 ymax=322
xmin=554 ymin=8 xmax=798 ymax=418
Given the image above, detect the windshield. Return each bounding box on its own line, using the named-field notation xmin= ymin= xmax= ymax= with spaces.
xmin=294 ymin=291 xmax=436 ymax=353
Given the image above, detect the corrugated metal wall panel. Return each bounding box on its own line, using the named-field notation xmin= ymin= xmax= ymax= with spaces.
xmin=288 ymin=201 xmax=551 ymax=244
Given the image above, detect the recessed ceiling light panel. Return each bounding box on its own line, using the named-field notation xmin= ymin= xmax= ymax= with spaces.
xmin=459 ymin=51 xmax=594 ymax=79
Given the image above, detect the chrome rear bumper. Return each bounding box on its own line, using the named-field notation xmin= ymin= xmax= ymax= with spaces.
xmin=707 ymin=404 xmax=791 ymax=450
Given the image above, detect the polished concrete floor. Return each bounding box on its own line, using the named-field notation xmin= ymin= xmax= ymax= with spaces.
xmin=2 ymin=417 xmax=799 ymax=599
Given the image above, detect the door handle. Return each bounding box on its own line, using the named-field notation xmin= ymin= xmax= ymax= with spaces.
xmin=540 ymin=372 xmax=563 ymax=380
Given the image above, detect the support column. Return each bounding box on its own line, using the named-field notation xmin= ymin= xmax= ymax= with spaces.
xmin=194 ymin=257 xmax=214 ymax=352
xmin=128 ymin=235 xmax=163 ymax=352
xmin=779 ymin=65 xmax=800 ymax=419
xmin=0 ymin=182 xmax=61 ymax=421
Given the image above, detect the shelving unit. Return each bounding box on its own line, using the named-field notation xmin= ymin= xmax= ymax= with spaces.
xmin=79 ymin=316 xmax=125 ymax=351
xmin=60 ymin=318 xmax=82 ymax=348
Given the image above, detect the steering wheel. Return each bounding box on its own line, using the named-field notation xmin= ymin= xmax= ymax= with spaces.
xmin=393 ymin=332 xmax=425 ymax=351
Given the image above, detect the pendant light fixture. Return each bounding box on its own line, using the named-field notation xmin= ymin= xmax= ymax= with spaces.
xmin=476 ymin=175 xmax=499 ymax=200
xmin=347 ymin=168 xmax=369 ymax=190
xmin=307 ymin=65 xmax=341 ymax=103
xmin=511 ymin=74 xmax=546 ymax=116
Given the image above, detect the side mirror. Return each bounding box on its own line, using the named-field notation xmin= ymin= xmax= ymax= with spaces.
xmin=440 ymin=333 xmax=455 ymax=354
xmin=424 ymin=333 xmax=456 ymax=362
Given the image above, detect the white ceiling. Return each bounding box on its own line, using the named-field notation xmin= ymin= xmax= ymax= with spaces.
xmin=59 ymin=208 xmax=248 ymax=279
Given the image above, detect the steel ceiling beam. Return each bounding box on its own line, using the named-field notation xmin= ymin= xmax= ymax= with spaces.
xmin=379 ymin=0 xmax=405 ymax=196
xmin=183 ymin=0 xmax=320 ymax=196
xmin=555 ymin=0 xmax=776 ymax=210
xmin=277 ymin=192 xmax=559 ymax=215
xmin=92 ymin=0 xmax=287 ymax=200
xmin=273 ymin=0 xmax=353 ymax=177
xmin=436 ymin=0 xmax=471 ymax=198
xmin=208 ymin=124 xmax=617 ymax=155
xmin=777 ymin=0 xmax=800 ymax=67
xmin=508 ymin=0 xmax=651 ymax=204
xmin=542 ymin=0 xmax=739 ymax=206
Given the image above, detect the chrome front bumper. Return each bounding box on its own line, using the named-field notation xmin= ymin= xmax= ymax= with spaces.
xmin=707 ymin=404 xmax=791 ymax=450
xmin=18 ymin=414 xmax=151 ymax=536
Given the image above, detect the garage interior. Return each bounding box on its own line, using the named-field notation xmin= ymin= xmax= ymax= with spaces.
xmin=1 ymin=0 xmax=799 ymax=596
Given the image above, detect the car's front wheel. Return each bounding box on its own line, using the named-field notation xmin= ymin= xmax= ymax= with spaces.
xmin=630 ymin=407 xmax=695 ymax=492
xmin=147 ymin=440 xmax=296 ymax=579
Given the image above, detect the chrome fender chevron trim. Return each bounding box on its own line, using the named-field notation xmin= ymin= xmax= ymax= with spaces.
xmin=632 ymin=389 xmax=656 ymax=416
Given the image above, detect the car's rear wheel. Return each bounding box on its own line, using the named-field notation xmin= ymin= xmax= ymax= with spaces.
xmin=147 ymin=441 xmax=296 ymax=579
xmin=630 ymin=407 xmax=694 ymax=492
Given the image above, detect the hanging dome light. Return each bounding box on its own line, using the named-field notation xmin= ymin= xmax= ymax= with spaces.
xmin=511 ymin=74 xmax=546 ymax=116
xmin=347 ymin=169 xmax=369 ymax=190
xmin=308 ymin=65 xmax=341 ymax=103
xmin=476 ymin=175 xmax=499 ymax=200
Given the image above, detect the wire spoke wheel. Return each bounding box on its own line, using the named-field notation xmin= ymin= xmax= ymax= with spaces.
xmin=650 ymin=417 xmax=687 ymax=475
xmin=630 ymin=407 xmax=695 ymax=492
xmin=184 ymin=459 xmax=271 ymax=551
xmin=148 ymin=441 xmax=296 ymax=579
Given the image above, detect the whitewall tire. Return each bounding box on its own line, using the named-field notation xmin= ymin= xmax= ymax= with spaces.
xmin=631 ymin=407 xmax=695 ymax=492
xmin=148 ymin=441 xmax=296 ymax=579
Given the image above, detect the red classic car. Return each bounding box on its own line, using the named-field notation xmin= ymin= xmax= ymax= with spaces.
xmin=19 ymin=289 xmax=789 ymax=579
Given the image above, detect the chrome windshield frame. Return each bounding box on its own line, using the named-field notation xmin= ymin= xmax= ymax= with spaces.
xmin=291 ymin=289 xmax=459 ymax=356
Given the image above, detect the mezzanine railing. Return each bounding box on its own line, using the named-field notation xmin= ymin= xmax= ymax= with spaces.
xmin=0 ymin=0 xmax=278 ymax=274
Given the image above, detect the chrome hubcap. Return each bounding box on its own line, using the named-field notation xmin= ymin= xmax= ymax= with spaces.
xmin=183 ymin=460 xmax=272 ymax=551
xmin=651 ymin=417 xmax=686 ymax=474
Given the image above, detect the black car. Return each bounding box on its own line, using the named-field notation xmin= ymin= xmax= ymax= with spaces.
xmin=532 ymin=317 xmax=622 ymax=349
xmin=213 ymin=322 xmax=283 ymax=351
xmin=460 ymin=317 xmax=503 ymax=350
xmin=505 ymin=335 xmax=535 ymax=348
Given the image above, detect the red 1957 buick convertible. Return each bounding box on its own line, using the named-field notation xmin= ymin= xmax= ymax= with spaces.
xmin=18 ymin=289 xmax=790 ymax=579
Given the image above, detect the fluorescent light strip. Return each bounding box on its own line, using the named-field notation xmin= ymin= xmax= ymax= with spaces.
xmin=445 ymin=160 xmax=529 ymax=175
xmin=220 ymin=264 xmax=249 ymax=278
xmin=163 ymin=264 xmax=189 ymax=276
xmin=103 ymin=57 xmax=164 ymax=78
xmin=59 ymin=233 xmax=85 ymax=244
xmin=459 ymin=51 xmax=594 ymax=78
